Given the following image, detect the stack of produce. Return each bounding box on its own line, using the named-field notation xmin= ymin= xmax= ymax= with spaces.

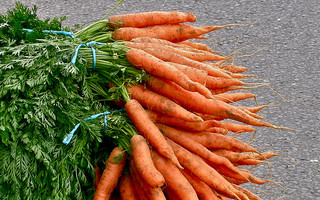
xmin=0 ymin=2 xmax=291 ymax=200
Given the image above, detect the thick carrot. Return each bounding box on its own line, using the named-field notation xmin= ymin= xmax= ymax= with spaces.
xmin=93 ymin=147 xmax=126 ymax=200
xmin=109 ymin=11 xmax=196 ymax=28
xmin=125 ymin=42 xmax=227 ymax=61
xmin=143 ymin=48 xmax=232 ymax=78
xmin=167 ymin=139 xmax=249 ymax=200
xmin=119 ymin=174 xmax=139 ymax=200
xmin=178 ymin=40 xmax=214 ymax=53
xmin=168 ymin=62 xmax=208 ymax=85
xmin=127 ymin=84 xmax=202 ymax=122
xmin=163 ymin=187 xmax=182 ymax=200
xmin=213 ymin=92 xmax=256 ymax=103
xmin=129 ymin=167 xmax=148 ymax=200
xmin=205 ymin=76 xmax=245 ymax=89
xmin=156 ymin=123 xmax=246 ymax=179
xmin=150 ymin=149 xmax=199 ymax=200
xmin=130 ymin=135 xmax=165 ymax=187
xmin=145 ymin=109 xmax=227 ymax=132
xmin=146 ymin=75 xmax=287 ymax=129
xmin=162 ymin=126 xmax=257 ymax=152
xmin=180 ymin=168 xmax=221 ymax=200
xmin=221 ymin=122 xmax=256 ymax=133
xmin=129 ymin=160 xmax=165 ymax=200
xmin=126 ymin=48 xmax=214 ymax=98
xmin=125 ymin=99 xmax=182 ymax=168
xmin=112 ymin=23 xmax=239 ymax=42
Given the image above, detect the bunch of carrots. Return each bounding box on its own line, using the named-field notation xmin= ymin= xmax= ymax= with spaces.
xmin=84 ymin=10 xmax=292 ymax=200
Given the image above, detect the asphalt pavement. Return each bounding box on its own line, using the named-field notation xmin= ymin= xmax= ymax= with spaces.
xmin=1 ymin=0 xmax=319 ymax=199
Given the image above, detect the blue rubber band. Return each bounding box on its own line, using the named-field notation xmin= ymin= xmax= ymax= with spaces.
xmin=63 ymin=110 xmax=118 ymax=145
xmin=22 ymin=28 xmax=74 ymax=39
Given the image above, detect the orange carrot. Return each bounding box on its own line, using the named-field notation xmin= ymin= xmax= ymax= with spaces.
xmin=146 ymin=75 xmax=286 ymax=129
xmin=119 ymin=174 xmax=139 ymax=200
xmin=93 ymin=147 xmax=126 ymax=200
xmin=221 ymin=122 xmax=256 ymax=133
xmin=150 ymin=149 xmax=199 ymax=200
xmin=127 ymin=84 xmax=202 ymax=122
xmin=231 ymin=184 xmax=262 ymax=200
xmin=163 ymin=187 xmax=182 ymax=200
xmin=210 ymin=86 xmax=255 ymax=95
xmin=222 ymin=175 xmax=248 ymax=185
xmin=242 ymin=151 xmax=280 ymax=160
xmin=156 ymin=123 xmax=245 ymax=178
xmin=112 ymin=23 xmax=239 ymax=42
xmin=143 ymin=48 xmax=232 ymax=78
xmin=109 ymin=11 xmax=196 ymax=28
xmin=219 ymin=64 xmax=247 ymax=73
xmin=130 ymin=135 xmax=165 ymax=187
xmin=205 ymin=76 xmax=245 ymax=89
xmin=178 ymin=40 xmax=214 ymax=53
xmin=168 ymin=62 xmax=208 ymax=85
xmin=94 ymin=166 xmax=101 ymax=189
xmin=129 ymin=160 xmax=166 ymax=200
xmin=239 ymin=104 xmax=278 ymax=113
xmin=167 ymin=139 xmax=249 ymax=200
xmin=145 ymin=109 xmax=227 ymax=132
xmin=126 ymin=48 xmax=214 ymax=98
xmin=211 ymin=150 xmax=267 ymax=165
xmin=235 ymin=158 xmax=266 ymax=166
xmin=125 ymin=99 xmax=182 ymax=168
xmin=213 ymin=92 xmax=256 ymax=103
xmin=129 ymin=166 xmax=148 ymax=200
xmin=180 ymin=168 xmax=221 ymax=200
xmin=162 ymin=126 xmax=257 ymax=152
xmin=125 ymin=42 xmax=227 ymax=61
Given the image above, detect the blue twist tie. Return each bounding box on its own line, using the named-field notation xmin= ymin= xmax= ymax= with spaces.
xmin=22 ymin=28 xmax=74 ymax=39
xmin=63 ymin=110 xmax=111 ymax=145
xmin=71 ymin=41 xmax=105 ymax=70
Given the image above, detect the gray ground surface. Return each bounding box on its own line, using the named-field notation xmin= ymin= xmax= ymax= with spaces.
xmin=1 ymin=0 xmax=319 ymax=199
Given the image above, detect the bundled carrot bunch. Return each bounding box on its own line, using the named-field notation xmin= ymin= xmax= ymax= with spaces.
xmin=89 ymin=11 xmax=291 ymax=200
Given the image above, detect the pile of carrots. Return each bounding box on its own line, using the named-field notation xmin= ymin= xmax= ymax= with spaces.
xmin=91 ymin=11 xmax=290 ymax=200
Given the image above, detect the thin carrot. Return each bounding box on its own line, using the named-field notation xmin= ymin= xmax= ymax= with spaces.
xmin=127 ymin=84 xmax=203 ymax=122
xmin=163 ymin=126 xmax=257 ymax=152
xmin=145 ymin=109 xmax=227 ymax=132
xmin=211 ymin=149 xmax=257 ymax=163
xmin=231 ymin=184 xmax=262 ymax=200
xmin=213 ymin=92 xmax=256 ymax=103
xmin=146 ymin=75 xmax=289 ymax=129
xmin=210 ymin=86 xmax=259 ymax=95
xmin=126 ymin=48 xmax=214 ymax=98
xmin=119 ymin=174 xmax=139 ymax=200
xmin=113 ymin=23 xmax=243 ymax=42
xmin=130 ymin=134 xmax=165 ymax=187
xmin=168 ymin=62 xmax=208 ymax=85
xmin=129 ymin=160 xmax=166 ymax=200
xmin=178 ymin=40 xmax=214 ymax=53
xmin=93 ymin=147 xmax=126 ymax=200
xmin=156 ymin=123 xmax=246 ymax=178
xmin=143 ymin=48 xmax=232 ymax=78
xmin=222 ymin=175 xmax=248 ymax=185
xmin=180 ymin=168 xmax=221 ymax=200
xmin=242 ymin=151 xmax=280 ymax=160
xmin=219 ymin=64 xmax=247 ymax=73
xmin=222 ymin=122 xmax=256 ymax=133
xmin=125 ymin=42 xmax=227 ymax=61
xmin=167 ymin=139 xmax=249 ymax=200
xmin=125 ymin=99 xmax=182 ymax=168
xmin=239 ymin=104 xmax=279 ymax=113
xmin=150 ymin=149 xmax=199 ymax=200
xmin=129 ymin=166 xmax=148 ymax=200
xmin=205 ymin=76 xmax=245 ymax=89
xmin=235 ymin=158 xmax=266 ymax=166
xmin=109 ymin=11 xmax=196 ymax=28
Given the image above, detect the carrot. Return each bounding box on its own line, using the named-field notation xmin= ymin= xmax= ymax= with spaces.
xmin=168 ymin=62 xmax=208 ymax=85
xmin=128 ymin=166 xmax=149 ymax=200
xmin=213 ymin=92 xmax=257 ymax=103
xmin=112 ymin=23 xmax=241 ymax=42
xmin=242 ymin=151 xmax=280 ymax=160
xmin=210 ymin=86 xmax=258 ymax=95
xmin=211 ymin=149 xmax=258 ymax=163
xmin=178 ymin=40 xmax=214 ymax=53
xmin=119 ymin=174 xmax=139 ymax=200
xmin=163 ymin=187 xmax=182 ymax=200
xmin=167 ymin=139 xmax=249 ymax=200
xmin=239 ymin=104 xmax=279 ymax=113
xmin=127 ymin=84 xmax=202 ymax=122
xmin=163 ymin=126 xmax=257 ymax=152
xmin=231 ymin=184 xmax=262 ymax=200
xmin=125 ymin=99 xmax=182 ymax=168
xmin=222 ymin=175 xmax=248 ymax=185
xmin=143 ymin=48 xmax=232 ymax=78
xmin=205 ymin=76 xmax=245 ymax=89
xmin=129 ymin=160 xmax=165 ymax=200
xmin=93 ymin=147 xmax=126 ymax=200
xmin=145 ymin=109 xmax=227 ymax=132
xmin=222 ymin=122 xmax=256 ymax=133
xmin=180 ymin=168 xmax=221 ymax=200
xmin=150 ymin=149 xmax=199 ymax=200
xmin=219 ymin=64 xmax=247 ymax=73
xmin=235 ymin=158 xmax=266 ymax=166
xmin=130 ymin=135 xmax=165 ymax=187
xmin=146 ymin=75 xmax=288 ymax=129
xmin=126 ymin=48 xmax=214 ymax=99
xmin=94 ymin=166 xmax=101 ymax=189
xmin=109 ymin=11 xmax=196 ymax=28
xmin=125 ymin=42 xmax=227 ymax=61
